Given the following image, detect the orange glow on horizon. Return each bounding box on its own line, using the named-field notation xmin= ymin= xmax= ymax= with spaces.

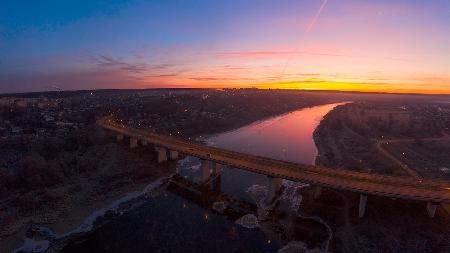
xmin=258 ymin=81 xmax=450 ymax=95
xmin=141 ymin=79 xmax=450 ymax=95
xmin=141 ymin=60 xmax=450 ymax=95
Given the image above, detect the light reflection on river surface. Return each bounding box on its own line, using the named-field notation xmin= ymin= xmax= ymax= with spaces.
xmin=207 ymin=103 xmax=342 ymax=164
xmin=58 ymin=103 xmax=344 ymax=253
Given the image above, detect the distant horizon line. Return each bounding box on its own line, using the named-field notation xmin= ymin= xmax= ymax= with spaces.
xmin=2 ymin=87 xmax=450 ymax=97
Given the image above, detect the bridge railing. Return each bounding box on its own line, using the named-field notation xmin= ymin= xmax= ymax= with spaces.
xmin=97 ymin=116 xmax=450 ymax=204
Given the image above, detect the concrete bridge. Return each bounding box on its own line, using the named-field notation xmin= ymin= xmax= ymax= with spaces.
xmin=98 ymin=117 xmax=450 ymax=218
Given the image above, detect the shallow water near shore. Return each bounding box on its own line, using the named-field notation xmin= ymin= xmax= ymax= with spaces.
xmin=15 ymin=102 xmax=344 ymax=253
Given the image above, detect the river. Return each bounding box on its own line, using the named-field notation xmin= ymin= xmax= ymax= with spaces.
xmin=17 ymin=102 xmax=344 ymax=253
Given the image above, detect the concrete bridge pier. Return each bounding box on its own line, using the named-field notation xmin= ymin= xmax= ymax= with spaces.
xmin=426 ymin=202 xmax=438 ymax=218
xmin=169 ymin=150 xmax=179 ymax=160
xmin=359 ymin=194 xmax=367 ymax=218
xmin=130 ymin=137 xmax=138 ymax=149
xmin=155 ymin=146 xmax=168 ymax=163
xmin=266 ymin=176 xmax=283 ymax=203
xmin=212 ymin=163 xmax=222 ymax=176
xmin=211 ymin=174 xmax=222 ymax=193
xmin=116 ymin=134 xmax=124 ymax=142
xmin=200 ymin=159 xmax=211 ymax=182
xmin=312 ymin=186 xmax=322 ymax=199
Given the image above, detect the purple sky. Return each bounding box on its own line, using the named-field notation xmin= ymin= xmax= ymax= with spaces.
xmin=1 ymin=0 xmax=450 ymax=94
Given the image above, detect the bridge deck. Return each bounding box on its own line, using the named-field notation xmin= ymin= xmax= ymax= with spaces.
xmin=98 ymin=118 xmax=450 ymax=204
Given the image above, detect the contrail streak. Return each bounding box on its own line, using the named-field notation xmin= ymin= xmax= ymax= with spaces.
xmin=279 ymin=0 xmax=329 ymax=80
xmin=306 ymin=0 xmax=328 ymax=33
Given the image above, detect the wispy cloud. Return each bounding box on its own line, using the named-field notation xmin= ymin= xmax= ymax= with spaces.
xmin=217 ymin=50 xmax=347 ymax=58
xmin=187 ymin=77 xmax=252 ymax=81
xmin=144 ymin=73 xmax=180 ymax=78
xmin=0 ymin=69 xmax=147 ymax=93
xmin=217 ymin=50 xmax=413 ymax=63
xmin=91 ymin=55 xmax=180 ymax=75
xmin=218 ymin=51 xmax=293 ymax=56
xmin=93 ymin=55 xmax=149 ymax=74
xmin=151 ymin=63 xmax=177 ymax=70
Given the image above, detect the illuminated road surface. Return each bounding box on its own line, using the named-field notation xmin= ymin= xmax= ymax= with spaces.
xmin=98 ymin=117 xmax=450 ymax=204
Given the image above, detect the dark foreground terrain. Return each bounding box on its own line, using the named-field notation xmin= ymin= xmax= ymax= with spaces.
xmin=1 ymin=88 xmax=343 ymax=252
xmin=1 ymin=88 xmax=450 ymax=252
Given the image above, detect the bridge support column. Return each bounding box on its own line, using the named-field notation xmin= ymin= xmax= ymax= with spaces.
xmin=312 ymin=186 xmax=322 ymax=199
xmin=155 ymin=147 xmax=167 ymax=163
xmin=130 ymin=137 xmax=138 ymax=149
xmin=211 ymin=174 xmax=222 ymax=193
xmin=116 ymin=134 xmax=124 ymax=142
xmin=200 ymin=159 xmax=211 ymax=182
xmin=426 ymin=202 xmax=438 ymax=218
xmin=267 ymin=176 xmax=283 ymax=203
xmin=359 ymin=194 xmax=367 ymax=218
xmin=169 ymin=150 xmax=179 ymax=160
xmin=212 ymin=163 xmax=222 ymax=176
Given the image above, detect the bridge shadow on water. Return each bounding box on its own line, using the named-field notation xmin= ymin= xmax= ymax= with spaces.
xmin=58 ymin=163 xmax=330 ymax=253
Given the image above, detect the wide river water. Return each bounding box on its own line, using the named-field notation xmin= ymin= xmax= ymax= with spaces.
xmin=17 ymin=102 xmax=344 ymax=253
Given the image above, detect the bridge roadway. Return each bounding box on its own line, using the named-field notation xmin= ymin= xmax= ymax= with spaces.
xmin=98 ymin=117 xmax=450 ymax=206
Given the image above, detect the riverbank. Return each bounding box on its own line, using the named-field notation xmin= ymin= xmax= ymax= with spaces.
xmin=313 ymin=102 xmax=406 ymax=176
xmin=313 ymin=101 xmax=450 ymax=178
xmin=0 ymin=131 xmax=177 ymax=252
xmin=1 ymin=92 xmax=339 ymax=252
xmin=312 ymin=102 xmax=450 ymax=252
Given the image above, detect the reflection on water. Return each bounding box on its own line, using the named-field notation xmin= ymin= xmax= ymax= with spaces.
xmin=202 ymin=102 xmax=345 ymax=201
xmin=62 ymin=191 xmax=281 ymax=253
xmin=207 ymin=103 xmax=343 ymax=164
xmin=54 ymin=103 xmax=343 ymax=253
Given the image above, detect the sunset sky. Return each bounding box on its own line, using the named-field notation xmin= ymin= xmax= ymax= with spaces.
xmin=1 ymin=0 xmax=449 ymax=94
